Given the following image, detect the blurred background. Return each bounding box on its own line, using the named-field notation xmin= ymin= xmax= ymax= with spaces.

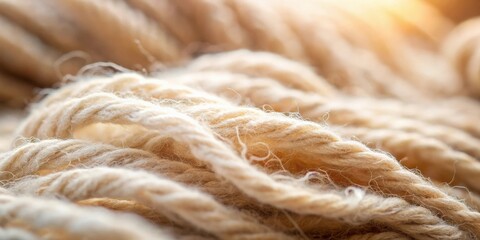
xmin=0 ymin=0 xmax=480 ymax=108
xmin=427 ymin=0 xmax=480 ymax=23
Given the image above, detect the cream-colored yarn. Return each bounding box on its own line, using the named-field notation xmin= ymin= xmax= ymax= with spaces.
xmin=1 ymin=1 xmax=480 ymax=239
xmin=18 ymin=92 xmax=465 ymax=238
xmin=12 ymin=73 xmax=479 ymax=238
xmin=8 ymin=167 xmax=288 ymax=240
xmin=158 ymin=67 xmax=480 ymax=190
xmin=339 ymin=98 xmax=480 ymax=139
xmin=0 ymin=138 xmax=458 ymax=238
xmin=185 ymin=50 xmax=337 ymax=96
xmin=0 ymin=190 xmax=169 ymax=240
xmin=0 ymin=227 xmax=38 ymax=240
xmin=1 ymin=67 xmax=478 ymax=239
xmin=183 ymin=50 xmax=480 ymax=138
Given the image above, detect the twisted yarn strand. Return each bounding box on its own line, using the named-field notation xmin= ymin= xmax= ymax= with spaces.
xmin=163 ymin=70 xmax=480 ymax=191
xmin=7 ymin=167 xmax=289 ymax=240
xmin=26 ymin=75 xmax=480 ymax=237
xmin=182 ymin=50 xmax=480 ymax=138
xmin=0 ymin=191 xmax=168 ymax=240
xmin=1 ymin=1 xmax=480 ymax=238
xmin=16 ymin=83 xmax=468 ymax=238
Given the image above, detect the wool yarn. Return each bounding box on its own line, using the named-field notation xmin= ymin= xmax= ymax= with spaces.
xmin=1 ymin=0 xmax=480 ymax=239
xmin=3 ymin=71 xmax=476 ymax=238
xmin=0 ymin=189 xmax=169 ymax=240
xmin=159 ymin=58 xmax=480 ymax=189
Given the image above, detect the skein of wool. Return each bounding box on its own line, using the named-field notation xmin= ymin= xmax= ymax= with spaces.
xmin=156 ymin=67 xmax=480 ymax=192
xmin=11 ymin=72 xmax=480 ymax=238
xmin=1 ymin=0 xmax=480 ymax=239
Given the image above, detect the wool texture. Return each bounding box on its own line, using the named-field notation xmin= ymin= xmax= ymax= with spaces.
xmin=1 ymin=0 xmax=480 ymax=239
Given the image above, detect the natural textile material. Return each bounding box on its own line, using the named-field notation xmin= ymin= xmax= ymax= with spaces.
xmin=0 ymin=0 xmax=480 ymax=239
xmin=2 ymin=68 xmax=479 ymax=239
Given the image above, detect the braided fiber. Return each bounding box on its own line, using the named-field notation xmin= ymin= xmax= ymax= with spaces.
xmin=1 ymin=0 xmax=480 ymax=239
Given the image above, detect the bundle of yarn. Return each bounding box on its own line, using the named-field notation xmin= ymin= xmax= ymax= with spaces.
xmin=1 ymin=0 xmax=480 ymax=239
